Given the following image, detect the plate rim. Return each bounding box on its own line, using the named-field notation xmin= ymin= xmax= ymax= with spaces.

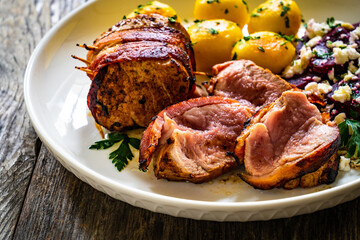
xmin=23 ymin=0 xmax=360 ymax=219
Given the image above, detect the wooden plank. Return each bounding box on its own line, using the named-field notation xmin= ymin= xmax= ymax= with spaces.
xmin=0 ymin=0 xmax=85 ymax=239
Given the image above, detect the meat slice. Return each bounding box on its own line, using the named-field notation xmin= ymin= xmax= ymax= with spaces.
xmin=207 ymin=60 xmax=292 ymax=109
xmin=139 ymin=97 xmax=253 ymax=183
xmin=234 ymin=91 xmax=341 ymax=189
xmin=88 ymin=42 xmax=192 ymax=131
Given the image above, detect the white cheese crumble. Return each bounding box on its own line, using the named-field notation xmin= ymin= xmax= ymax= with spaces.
xmin=282 ymin=45 xmax=314 ymax=78
xmin=334 ymin=112 xmax=346 ymax=125
xmin=339 ymin=156 xmax=351 ymax=171
xmin=304 ymin=82 xmax=332 ymax=97
xmin=328 ymin=68 xmax=335 ymax=82
xmin=332 ymin=85 xmax=352 ymax=103
xmin=343 ymin=70 xmax=357 ymax=82
xmin=318 ymin=82 xmax=333 ymax=94
xmin=350 ymin=26 xmax=360 ymax=44
xmin=333 ymin=47 xmax=360 ymax=65
xmin=306 ymin=19 xmax=331 ymax=38
xmin=306 ymin=36 xmax=322 ymax=48
xmin=331 ymin=40 xmax=347 ymax=48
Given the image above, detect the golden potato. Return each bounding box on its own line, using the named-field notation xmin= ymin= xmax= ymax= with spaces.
xmin=127 ymin=1 xmax=179 ymax=21
xmin=193 ymin=0 xmax=249 ymax=28
xmin=231 ymin=31 xmax=296 ymax=73
xmin=188 ymin=19 xmax=243 ymax=72
xmin=247 ymin=0 xmax=301 ymax=36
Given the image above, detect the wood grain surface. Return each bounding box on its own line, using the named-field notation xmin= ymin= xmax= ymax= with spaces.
xmin=0 ymin=0 xmax=359 ymax=239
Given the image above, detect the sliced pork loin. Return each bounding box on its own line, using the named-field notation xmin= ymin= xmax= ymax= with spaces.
xmin=139 ymin=96 xmax=253 ymax=183
xmin=234 ymin=91 xmax=341 ymax=190
xmin=207 ymin=60 xmax=292 ymax=109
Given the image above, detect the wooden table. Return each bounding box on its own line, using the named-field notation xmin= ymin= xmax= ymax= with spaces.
xmin=1 ymin=0 xmax=359 ymax=239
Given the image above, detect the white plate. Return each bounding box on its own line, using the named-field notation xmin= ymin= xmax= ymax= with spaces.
xmin=24 ymin=0 xmax=360 ymax=221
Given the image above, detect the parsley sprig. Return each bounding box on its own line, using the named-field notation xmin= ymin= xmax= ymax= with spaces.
xmin=339 ymin=119 xmax=360 ymax=158
xmin=326 ymin=17 xmax=341 ymax=29
xmin=89 ymin=133 xmax=140 ymax=171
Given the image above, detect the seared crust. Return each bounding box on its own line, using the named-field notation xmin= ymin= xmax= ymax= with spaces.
xmin=88 ymin=56 xmax=191 ymax=131
xmin=283 ymin=152 xmax=339 ymax=189
xmin=88 ymin=41 xmax=193 ymax=83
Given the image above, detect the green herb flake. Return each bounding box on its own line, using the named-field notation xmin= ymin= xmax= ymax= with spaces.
xmin=184 ymin=19 xmax=189 ymax=23
xmin=232 ymin=52 xmax=237 ymax=60
xmin=207 ymin=0 xmax=220 ymax=3
xmin=326 ymin=17 xmax=341 ymax=29
xmin=168 ymin=15 xmax=178 ymax=23
xmin=242 ymin=0 xmax=249 ymax=12
xmin=251 ymin=13 xmax=260 ymax=17
xmin=257 ymin=7 xmax=268 ymax=13
xmin=122 ymin=15 xmax=127 ymax=19
xmin=284 ymin=16 xmax=290 ymax=28
xmin=258 ymin=46 xmax=265 ymax=52
xmin=134 ymin=10 xmax=140 ymax=14
xmin=194 ymin=19 xmax=204 ymax=23
xmin=338 ymin=119 xmax=360 ymax=158
xmin=208 ymin=28 xmax=219 ymax=34
xmin=89 ymin=133 xmax=140 ymax=171
xmin=225 ymin=8 xmax=229 ymax=14
xmin=244 ymin=36 xmax=260 ymax=41
xmin=280 ymin=4 xmax=290 ymax=17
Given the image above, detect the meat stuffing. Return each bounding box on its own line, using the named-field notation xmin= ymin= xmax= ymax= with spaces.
xmin=75 ymin=14 xmax=195 ymax=131
xmin=235 ymin=91 xmax=341 ymax=190
xmin=139 ymin=96 xmax=253 ymax=183
xmin=207 ymin=60 xmax=292 ymax=109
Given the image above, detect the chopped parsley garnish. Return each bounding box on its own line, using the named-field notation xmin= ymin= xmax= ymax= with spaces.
xmin=280 ymin=4 xmax=291 ymax=17
xmin=225 ymin=8 xmax=229 ymax=14
xmin=242 ymin=0 xmax=249 ymax=12
xmin=122 ymin=15 xmax=127 ymax=19
xmin=232 ymin=52 xmax=237 ymax=60
xmin=258 ymin=46 xmax=265 ymax=52
xmin=168 ymin=15 xmax=178 ymax=23
xmin=207 ymin=0 xmax=220 ymax=3
xmin=339 ymin=119 xmax=360 ymax=158
xmin=208 ymin=28 xmax=219 ymax=34
xmin=89 ymin=133 xmax=140 ymax=171
xmin=284 ymin=16 xmax=290 ymax=28
xmin=275 ymin=33 xmax=295 ymax=42
xmin=251 ymin=13 xmax=260 ymax=17
xmin=244 ymin=36 xmax=260 ymax=41
xmin=191 ymin=41 xmax=198 ymax=46
xmin=194 ymin=19 xmax=205 ymax=23
xmin=134 ymin=10 xmax=140 ymax=14
xmin=257 ymin=7 xmax=267 ymax=13
xmin=326 ymin=17 xmax=341 ymax=28
xmin=184 ymin=19 xmax=189 ymax=23
xmin=234 ymin=4 xmax=238 ymax=8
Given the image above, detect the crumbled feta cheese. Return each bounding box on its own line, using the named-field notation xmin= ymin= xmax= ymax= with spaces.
xmin=331 ymin=40 xmax=346 ymax=48
xmin=318 ymin=82 xmax=332 ymax=94
xmin=304 ymin=82 xmax=318 ymax=94
xmin=332 ymin=85 xmax=352 ymax=103
xmin=350 ymin=26 xmax=360 ymax=44
xmin=282 ymin=45 xmax=315 ymax=78
xmin=306 ymin=19 xmax=331 ymax=38
xmin=328 ymin=68 xmax=335 ymax=82
xmin=333 ymin=47 xmax=360 ymax=64
xmin=343 ymin=70 xmax=357 ymax=82
xmin=306 ymin=36 xmax=322 ymax=48
xmin=348 ymin=61 xmax=358 ymax=73
xmin=312 ymin=76 xmax=321 ymax=82
xmin=339 ymin=156 xmax=351 ymax=171
xmin=334 ymin=112 xmax=346 ymax=125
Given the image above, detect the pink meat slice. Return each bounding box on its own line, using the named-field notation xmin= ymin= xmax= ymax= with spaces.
xmin=207 ymin=60 xmax=292 ymax=109
xmin=235 ymin=91 xmax=341 ymax=189
xmin=139 ymin=96 xmax=253 ymax=183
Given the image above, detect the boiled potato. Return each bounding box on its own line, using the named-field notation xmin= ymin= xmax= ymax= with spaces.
xmin=231 ymin=31 xmax=295 ymax=73
xmin=193 ymin=0 xmax=249 ymax=28
xmin=247 ymin=0 xmax=301 ymax=36
xmin=127 ymin=1 xmax=179 ymax=21
xmin=188 ymin=19 xmax=243 ymax=72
